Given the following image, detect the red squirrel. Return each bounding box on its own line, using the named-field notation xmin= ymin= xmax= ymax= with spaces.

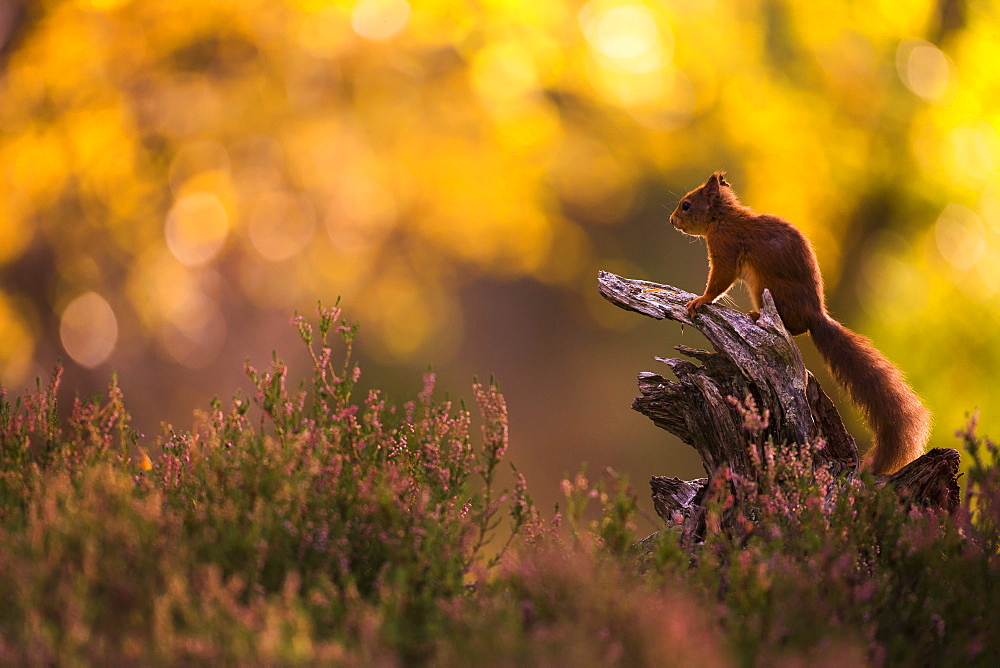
xmin=669 ymin=172 xmax=930 ymax=474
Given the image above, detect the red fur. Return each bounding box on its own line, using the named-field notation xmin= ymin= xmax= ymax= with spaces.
xmin=670 ymin=172 xmax=930 ymax=474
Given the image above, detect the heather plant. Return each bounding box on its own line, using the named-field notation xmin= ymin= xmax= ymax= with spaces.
xmin=433 ymin=546 xmax=731 ymax=668
xmin=0 ymin=306 xmax=998 ymax=665
xmin=639 ymin=404 xmax=1000 ymax=666
xmin=560 ymin=467 xmax=644 ymax=556
xmin=0 ymin=303 xmax=539 ymax=663
xmin=959 ymin=411 xmax=1000 ymax=552
xmin=522 ymin=396 xmax=1000 ymax=665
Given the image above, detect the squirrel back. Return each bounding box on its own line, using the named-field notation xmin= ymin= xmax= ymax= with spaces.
xmin=670 ymin=172 xmax=930 ymax=474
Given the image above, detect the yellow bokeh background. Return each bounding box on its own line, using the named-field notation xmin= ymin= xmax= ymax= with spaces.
xmin=1 ymin=0 xmax=998 ymax=505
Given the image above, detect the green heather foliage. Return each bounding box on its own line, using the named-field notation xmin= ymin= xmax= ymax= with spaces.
xmin=0 ymin=305 xmax=998 ymax=665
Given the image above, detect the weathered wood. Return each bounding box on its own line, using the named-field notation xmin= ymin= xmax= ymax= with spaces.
xmin=597 ymin=270 xmax=961 ymax=534
xmin=884 ymin=447 xmax=961 ymax=512
xmin=598 ymin=270 xmax=858 ymax=475
xmin=649 ymin=476 xmax=707 ymax=544
xmin=650 ymin=475 xmax=706 ymax=522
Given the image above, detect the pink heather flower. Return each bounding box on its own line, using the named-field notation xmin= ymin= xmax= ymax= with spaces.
xmin=419 ymin=372 xmax=436 ymax=405
xmin=727 ymin=393 xmax=770 ymax=433
xmin=514 ymin=472 xmax=529 ymax=498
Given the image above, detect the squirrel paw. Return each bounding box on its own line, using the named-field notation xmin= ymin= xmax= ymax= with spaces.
xmin=685 ymin=296 xmax=712 ymax=317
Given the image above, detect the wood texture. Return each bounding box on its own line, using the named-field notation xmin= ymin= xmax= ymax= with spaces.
xmin=597 ymin=270 xmax=961 ymax=538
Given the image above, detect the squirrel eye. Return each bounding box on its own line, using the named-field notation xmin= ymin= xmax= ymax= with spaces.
xmin=681 ymin=200 xmax=691 ymax=211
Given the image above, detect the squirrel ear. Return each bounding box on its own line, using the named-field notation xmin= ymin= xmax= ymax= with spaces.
xmin=703 ymin=172 xmax=723 ymax=198
xmin=715 ymin=171 xmax=729 ymax=187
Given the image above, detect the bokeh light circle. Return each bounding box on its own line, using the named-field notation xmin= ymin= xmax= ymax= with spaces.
xmin=592 ymin=5 xmax=658 ymax=60
xmin=59 ymin=291 xmax=118 ymax=368
xmin=164 ymin=193 xmax=230 ymax=267
xmin=351 ymin=0 xmax=411 ymax=41
xmin=935 ymin=203 xmax=985 ymax=271
xmin=248 ymin=191 xmax=316 ymax=262
xmin=896 ymin=39 xmax=952 ymax=102
xmin=159 ymin=291 xmax=227 ymax=369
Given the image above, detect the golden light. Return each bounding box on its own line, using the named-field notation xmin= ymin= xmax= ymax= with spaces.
xmin=5 ymin=126 xmax=69 ymax=201
xmin=578 ymin=1 xmax=684 ymax=116
xmin=582 ymin=3 xmax=656 ymax=59
xmin=979 ymin=180 xmax=1000 ymax=233
xmin=580 ymin=1 xmax=671 ymax=73
xmin=76 ymin=0 xmax=130 ymax=10
xmin=247 ymin=191 xmax=317 ymax=262
xmin=372 ymin=278 xmax=433 ymax=357
xmin=59 ymin=291 xmax=118 ymax=369
xmin=946 ymin=120 xmax=1000 ymax=182
xmin=471 ymin=40 xmax=540 ymax=108
xmin=164 ymin=193 xmax=230 ymax=267
xmin=126 ymin=245 xmax=227 ymax=366
xmin=128 ymin=245 xmax=205 ymax=327
xmin=897 ymin=39 xmax=952 ymax=103
xmin=549 ymin=135 xmax=637 ymax=225
xmin=299 ymin=6 xmax=353 ymax=58
xmin=976 ymin=246 xmax=1000 ymax=298
xmin=586 ymin=60 xmax=692 ymax=112
xmin=325 ymin=173 xmax=397 ymax=254
xmin=362 ymin=271 xmax=461 ymax=362
xmin=935 ymin=203 xmax=985 ymax=272
xmin=0 ymin=193 xmax=33 ymax=264
xmin=351 ymin=0 xmax=411 ymax=41
xmin=625 ymin=67 xmax=696 ymax=131
xmin=158 ymin=291 xmax=226 ymax=369
xmin=0 ymin=294 xmax=34 ymax=386
xmin=859 ymin=231 xmax=925 ymax=318
xmin=145 ymin=75 xmax=225 ymax=137
xmin=168 ymin=141 xmax=231 ymax=198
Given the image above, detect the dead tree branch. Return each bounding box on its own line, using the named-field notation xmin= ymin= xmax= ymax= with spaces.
xmin=597 ymin=270 xmax=960 ymax=540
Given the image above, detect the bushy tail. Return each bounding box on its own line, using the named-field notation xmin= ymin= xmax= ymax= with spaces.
xmin=810 ymin=316 xmax=930 ymax=474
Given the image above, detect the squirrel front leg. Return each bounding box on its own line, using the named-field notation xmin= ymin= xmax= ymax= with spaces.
xmin=686 ymin=245 xmax=739 ymax=317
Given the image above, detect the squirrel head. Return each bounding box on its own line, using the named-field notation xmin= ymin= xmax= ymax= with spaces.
xmin=670 ymin=171 xmax=736 ymax=236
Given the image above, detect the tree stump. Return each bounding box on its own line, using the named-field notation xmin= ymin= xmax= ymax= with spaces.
xmin=597 ymin=271 xmax=961 ymax=540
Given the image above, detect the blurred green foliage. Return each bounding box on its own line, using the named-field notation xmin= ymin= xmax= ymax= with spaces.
xmin=0 ymin=0 xmax=997 ymax=457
